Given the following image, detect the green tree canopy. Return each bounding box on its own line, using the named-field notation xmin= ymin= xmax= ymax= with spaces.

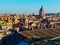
xmin=0 ymin=21 xmax=7 ymax=26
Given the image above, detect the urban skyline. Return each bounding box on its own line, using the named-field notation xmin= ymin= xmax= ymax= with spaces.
xmin=0 ymin=0 xmax=60 ymax=45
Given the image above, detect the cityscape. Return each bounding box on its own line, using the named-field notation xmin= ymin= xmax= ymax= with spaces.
xmin=0 ymin=0 xmax=60 ymax=45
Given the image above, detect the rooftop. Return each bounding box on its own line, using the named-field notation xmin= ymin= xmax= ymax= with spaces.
xmin=18 ymin=28 xmax=60 ymax=39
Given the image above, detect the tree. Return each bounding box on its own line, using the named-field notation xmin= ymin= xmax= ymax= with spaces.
xmin=0 ymin=21 xmax=7 ymax=26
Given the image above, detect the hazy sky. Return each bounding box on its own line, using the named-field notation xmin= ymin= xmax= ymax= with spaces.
xmin=0 ymin=0 xmax=60 ymax=14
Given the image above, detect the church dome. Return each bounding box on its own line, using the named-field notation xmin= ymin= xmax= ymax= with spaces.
xmin=39 ymin=6 xmax=45 ymax=18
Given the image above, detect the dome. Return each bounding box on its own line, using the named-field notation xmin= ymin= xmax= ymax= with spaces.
xmin=39 ymin=6 xmax=45 ymax=18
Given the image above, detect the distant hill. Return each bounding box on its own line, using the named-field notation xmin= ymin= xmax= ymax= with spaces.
xmin=46 ymin=13 xmax=60 ymax=16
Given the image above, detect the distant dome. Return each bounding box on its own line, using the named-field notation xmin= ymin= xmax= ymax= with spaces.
xmin=39 ymin=6 xmax=45 ymax=18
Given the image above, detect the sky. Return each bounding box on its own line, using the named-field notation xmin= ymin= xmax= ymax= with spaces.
xmin=0 ymin=0 xmax=60 ymax=14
